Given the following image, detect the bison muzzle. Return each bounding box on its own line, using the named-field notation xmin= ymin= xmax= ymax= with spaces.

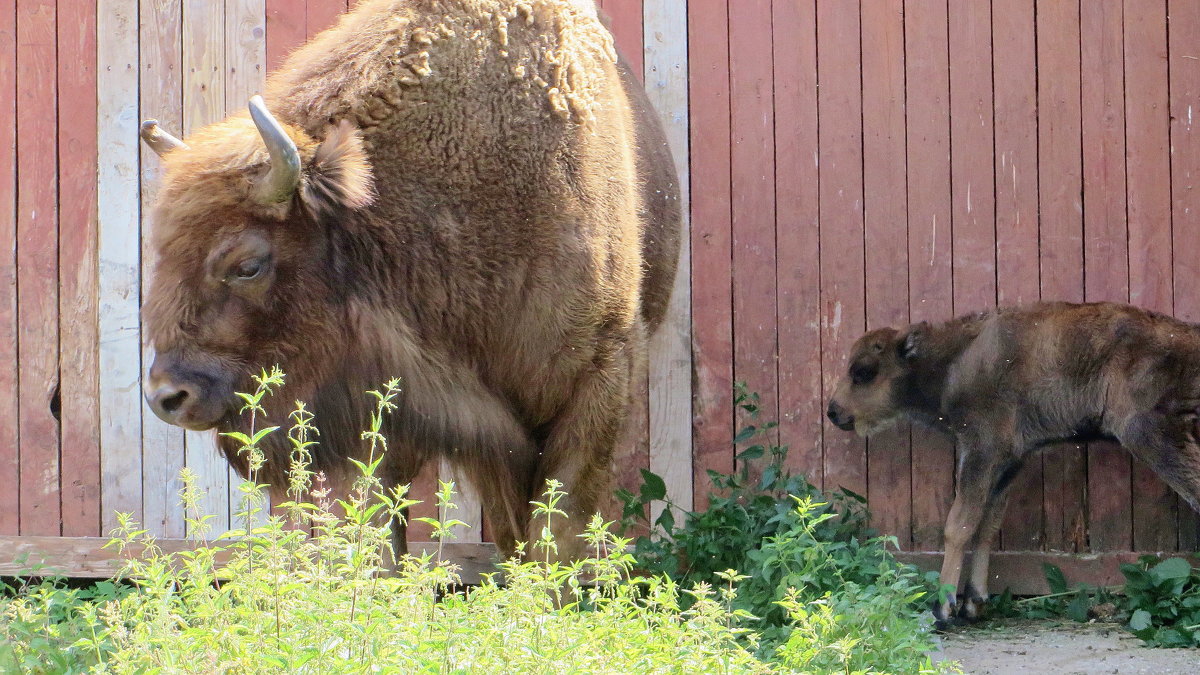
xmin=828 ymin=301 xmax=1200 ymax=628
xmin=138 ymin=0 xmax=681 ymax=562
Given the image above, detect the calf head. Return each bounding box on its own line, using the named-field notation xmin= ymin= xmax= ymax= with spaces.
xmin=827 ymin=324 xmax=927 ymax=436
xmin=141 ymin=97 xmax=375 ymax=432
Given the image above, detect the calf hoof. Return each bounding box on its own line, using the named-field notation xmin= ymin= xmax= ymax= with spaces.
xmin=931 ymin=598 xmax=967 ymax=632
xmin=956 ymin=592 xmax=988 ymax=623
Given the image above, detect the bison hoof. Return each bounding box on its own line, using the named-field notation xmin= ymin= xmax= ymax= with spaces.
xmin=931 ymin=598 xmax=967 ymax=632
xmin=956 ymin=592 xmax=988 ymax=623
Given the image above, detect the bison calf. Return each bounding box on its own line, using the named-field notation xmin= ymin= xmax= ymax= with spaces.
xmin=827 ymin=301 xmax=1200 ymax=627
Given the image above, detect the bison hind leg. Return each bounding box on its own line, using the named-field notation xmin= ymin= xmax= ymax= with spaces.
xmin=1118 ymin=410 xmax=1200 ymax=513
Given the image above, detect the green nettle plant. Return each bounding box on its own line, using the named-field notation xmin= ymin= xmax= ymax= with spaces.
xmin=618 ymin=384 xmax=953 ymax=673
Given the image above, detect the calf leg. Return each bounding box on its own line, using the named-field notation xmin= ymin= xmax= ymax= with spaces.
xmin=959 ymin=458 xmax=1023 ymax=621
xmin=935 ymin=440 xmax=1018 ymax=628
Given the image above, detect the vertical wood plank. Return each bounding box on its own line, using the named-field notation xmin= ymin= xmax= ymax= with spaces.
xmin=992 ymin=0 xmax=1044 ymax=552
xmin=729 ymin=0 xmax=778 ymax=471
xmin=605 ymin=0 xmax=643 ymax=78
xmin=16 ymin=0 xmax=61 ymax=536
xmin=861 ymin=0 xmax=911 ymax=549
xmin=140 ymin=0 xmax=187 ymax=539
xmin=58 ymin=0 xmax=101 ymax=537
xmin=266 ymin=0 xmax=305 ymax=73
xmin=905 ymin=0 xmax=955 ymax=550
xmin=183 ymin=0 xmax=230 ymax=534
xmin=226 ymin=0 xmax=271 ymax=532
xmin=816 ymin=0 xmax=865 ymax=498
xmin=1037 ymin=0 xmax=1086 ymax=552
xmin=774 ymin=0 xmax=823 ymax=490
xmin=305 ymin=0 xmax=344 ymax=37
xmin=1124 ymin=0 xmax=1178 ymax=552
xmin=687 ymin=0 xmax=733 ymax=509
xmin=1169 ymin=0 xmax=1200 ymax=551
xmin=98 ymin=0 xmax=146 ymax=533
xmin=0 ymin=0 xmax=18 ymax=536
xmin=439 ymin=458 xmax=482 ymax=543
xmin=645 ymin=0 xmax=692 ymax=517
xmin=949 ymin=0 xmax=996 ymax=316
xmin=1080 ymin=0 xmax=1132 ymax=553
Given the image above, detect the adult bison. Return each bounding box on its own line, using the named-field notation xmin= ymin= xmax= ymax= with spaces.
xmin=139 ymin=0 xmax=681 ymax=560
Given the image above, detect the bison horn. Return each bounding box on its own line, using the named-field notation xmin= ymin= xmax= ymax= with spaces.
xmin=139 ymin=120 xmax=188 ymax=156
xmin=248 ymin=95 xmax=301 ymax=204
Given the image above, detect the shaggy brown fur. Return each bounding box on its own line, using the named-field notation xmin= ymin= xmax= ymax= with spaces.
xmin=827 ymin=302 xmax=1200 ymax=627
xmin=140 ymin=0 xmax=681 ymax=560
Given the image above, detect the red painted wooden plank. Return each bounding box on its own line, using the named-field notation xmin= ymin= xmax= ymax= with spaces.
xmin=1079 ymin=0 xmax=1132 ymax=553
xmin=1124 ymin=0 xmax=1179 ymax=552
xmin=16 ymin=0 xmax=61 ymax=536
xmin=1169 ymin=0 xmax=1200 ymax=552
xmin=306 ymin=0 xmax=344 ymax=38
xmin=0 ymin=0 xmax=17 ymax=535
xmin=816 ymin=0 xmax=865 ymax=498
xmin=949 ymin=0 xmax=996 ymax=316
xmin=991 ymin=0 xmax=1043 ymax=552
xmin=1037 ymin=0 xmax=1086 ymax=552
xmin=773 ymin=0 xmax=822 ymax=490
xmin=904 ymin=0 xmax=954 ymax=550
xmin=859 ymin=0 xmax=910 ymax=548
xmin=729 ymin=0 xmax=778 ymax=476
xmin=687 ymin=0 xmax=733 ymax=508
xmin=604 ymin=0 xmax=642 ymax=78
xmin=57 ymin=0 xmax=100 ymax=537
xmin=266 ymin=0 xmax=305 ymax=73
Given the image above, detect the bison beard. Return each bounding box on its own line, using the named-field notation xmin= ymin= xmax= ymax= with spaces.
xmin=138 ymin=0 xmax=681 ymax=562
xmin=827 ymin=301 xmax=1200 ymax=628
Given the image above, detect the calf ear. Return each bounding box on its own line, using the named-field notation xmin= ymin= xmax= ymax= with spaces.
xmin=898 ymin=322 xmax=930 ymax=361
xmin=302 ymin=120 xmax=375 ymax=216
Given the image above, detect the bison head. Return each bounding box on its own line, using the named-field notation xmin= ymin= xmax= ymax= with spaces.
xmin=827 ymin=324 xmax=928 ymax=437
xmin=141 ymin=96 xmax=375 ymax=432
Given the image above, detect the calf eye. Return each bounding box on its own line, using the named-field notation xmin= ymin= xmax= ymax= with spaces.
xmin=231 ymin=257 xmax=265 ymax=282
xmin=850 ymin=363 xmax=877 ymax=385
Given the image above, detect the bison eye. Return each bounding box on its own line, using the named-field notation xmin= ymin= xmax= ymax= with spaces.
xmin=232 ymin=258 xmax=265 ymax=281
xmin=850 ymin=362 xmax=877 ymax=386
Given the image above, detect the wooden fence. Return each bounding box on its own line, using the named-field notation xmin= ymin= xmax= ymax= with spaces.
xmin=2 ymin=0 xmax=1198 ymax=587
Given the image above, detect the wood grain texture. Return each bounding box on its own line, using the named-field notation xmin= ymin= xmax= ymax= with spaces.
xmin=729 ymin=0 xmax=778 ymax=477
xmin=604 ymin=0 xmax=643 ymax=78
xmin=904 ymin=0 xmax=954 ymax=550
xmin=0 ymin=0 xmax=19 ymax=536
xmin=266 ymin=0 xmax=305 ymax=73
xmin=686 ymin=0 xmax=733 ymax=510
xmin=58 ymin=0 xmax=101 ymax=537
xmin=861 ymin=0 xmax=911 ymax=549
xmin=139 ymin=0 xmax=187 ymax=539
xmin=98 ymin=0 xmax=146 ymax=533
xmin=1036 ymin=0 xmax=1086 ymax=553
xmin=991 ymin=0 xmax=1044 ymax=552
xmin=183 ymin=0 xmax=230 ymax=534
xmin=1080 ymin=0 xmax=1131 ymax=553
xmin=306 ymin=0 xmax=345 ymax=37
xmin=644 ymin=0 xmax=693 ymax=516
xmin=773 ymin=0 xmax=823 ymax=490
xmin=16 ymin=0 xmax=61 ymax=536
xmin=1124 ymin=0 xmax=1178 ymax=552
xmin=1168 ymin=0 xmax=1200 ymax=551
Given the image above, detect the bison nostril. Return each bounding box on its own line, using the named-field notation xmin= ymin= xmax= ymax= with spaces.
xmin=159 ymin=389 xmax=189 ymax=414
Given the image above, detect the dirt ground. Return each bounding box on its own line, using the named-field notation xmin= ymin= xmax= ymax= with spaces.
xmin=934 ymin=619 xmax=1199 ymax=674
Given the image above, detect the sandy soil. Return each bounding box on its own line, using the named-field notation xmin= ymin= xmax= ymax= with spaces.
xmin=934 ymin=619 xmax=1199 ymax=675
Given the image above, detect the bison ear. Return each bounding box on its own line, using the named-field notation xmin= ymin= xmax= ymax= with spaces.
xmin=302 ymin=120 xmax=375 ymax=216
xmin=897 ymin=322 xmax=930 ymax=361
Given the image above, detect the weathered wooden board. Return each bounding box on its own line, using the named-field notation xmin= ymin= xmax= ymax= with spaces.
xmin=0 ymin=0 xmax=20 ymax=537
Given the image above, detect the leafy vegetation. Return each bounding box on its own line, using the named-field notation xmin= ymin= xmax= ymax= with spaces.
xmin=1 ymin=376 xmax=959 ymax=673
xmin=987 ymin=556 xmax=1200 ymax=647
xmin=618 ymin=385 xmax=954 ymax=673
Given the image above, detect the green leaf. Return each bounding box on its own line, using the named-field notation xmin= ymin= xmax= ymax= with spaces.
xmin=1067 ymin=590 xmax=1090 ymax=623
xmin=1129 ymin=608 xmax=1153 ymax=631
xmin=1150 ymin=557 xmax=1193 ymax=582
xmin=736 ymin=445 xmax=765 ymax=461
xmin=639 ymin=469 xmax=667 ymax=502
xmin=733 ymin=426 xmax=757 ymax=444
xmin=1044 ymin=563 xmax=1069 ymax=595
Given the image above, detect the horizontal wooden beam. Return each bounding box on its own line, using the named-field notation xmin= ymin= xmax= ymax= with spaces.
xmin=0 ymin=536 xmax=499 ymax=584
xmin=896 ymin=550 xmax=1191 ymax=596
